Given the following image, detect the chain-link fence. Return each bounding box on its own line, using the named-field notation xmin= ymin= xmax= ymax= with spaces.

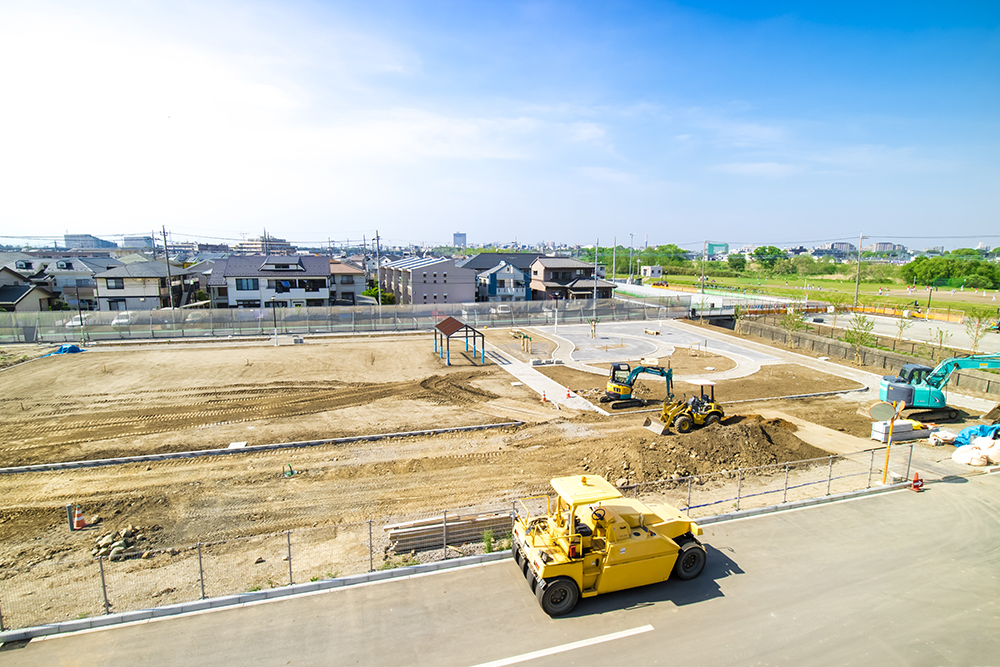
xmin=0 ymin=444 xmax=914 ymax=633
xmin=0 ymin=297 xmax=696 ymax=345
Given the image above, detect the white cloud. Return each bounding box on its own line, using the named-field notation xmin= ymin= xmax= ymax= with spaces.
xmin=576 ymin=167 xmax=634 ymax=183
xmin=714 ymin=162 xmax=800 ymax=177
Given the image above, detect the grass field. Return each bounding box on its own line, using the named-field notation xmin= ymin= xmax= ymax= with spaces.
xmin=637 ymin=273 xmax=1000 ymax=317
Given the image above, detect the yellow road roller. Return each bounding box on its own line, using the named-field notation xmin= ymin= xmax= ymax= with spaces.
xmin=512 ymin=474 xmax=706 ymax=616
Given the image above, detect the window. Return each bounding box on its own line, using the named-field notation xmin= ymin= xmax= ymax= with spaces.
xmin=57 ymin=260 xmax=71 ymax=269
xmin=15 ymin=260 xmax=31 ymax=270
xmin=108 ymin=299 xmax=126 ymax=311
xmin=106 ymin=278 xmax=124 ymax=289
xmin=236 ymin=299 xmax=261 ymax=308
xmin=235 ymin=278 xmax=259 ymax=291
xmin=339 ymin=276 xmax=354 ymax=284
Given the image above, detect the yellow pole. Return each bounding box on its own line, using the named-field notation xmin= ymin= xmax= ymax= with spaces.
xmin=881 ymin=401 xmax=903 ymax=485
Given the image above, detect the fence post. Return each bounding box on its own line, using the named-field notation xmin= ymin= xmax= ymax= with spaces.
xmin=197 ymin=543 xmax=206 ymax=599
xmin=442 ymin=510 xmax=448 ymax=561
xmin=736 ymin=470 xmax=742 ymax=511
xmin=686 ymin=477 xmax=692 ymax=509
xmin=286 ymin=531 xmax=293 ymax=585
xmin=0 ymin=598 xmax=5 ymax=632
xmin=368 ymin=520 xmax=374 ymax=572
xmin=782 ymin=463 xmax=789 ymax=503
xmin=98 ymin=557 xmax=111 ymax=615
xmin=868 ymin=450 xmax=875 ymax=488
xmin=827 ymin=456 xmax=834 ymax=495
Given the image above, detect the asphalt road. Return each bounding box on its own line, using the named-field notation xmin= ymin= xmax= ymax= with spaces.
xmin=4 ymin=473 xmax=998 ymax=667
xmin=825 ymin=312 xmax=1000 ymax=356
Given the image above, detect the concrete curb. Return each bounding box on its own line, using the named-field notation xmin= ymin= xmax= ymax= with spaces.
xmin=0 ymin=552 xmax=512 ymax=643
xmin=0 ymin=422 xmax=525 ymax=475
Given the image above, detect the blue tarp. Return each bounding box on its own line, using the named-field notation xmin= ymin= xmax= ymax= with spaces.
xmin=954 ymin=424 xmax=1000 ymax=448
xmin=44 ymin=344 xmax=85 ymax=357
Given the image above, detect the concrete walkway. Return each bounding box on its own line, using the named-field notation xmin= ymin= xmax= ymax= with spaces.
xmin=483 ymin=342 xmax=609 ymax=415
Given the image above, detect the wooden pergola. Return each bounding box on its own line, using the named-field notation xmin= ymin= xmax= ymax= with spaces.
xmin=433 ymin=317 xmax=486 ymax=366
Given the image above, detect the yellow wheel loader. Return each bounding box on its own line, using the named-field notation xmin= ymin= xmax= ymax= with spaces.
xmin=512 ymin=475 xmax=706 ymax=616
xmin=643 ymin=380 xmax=724 ymax=435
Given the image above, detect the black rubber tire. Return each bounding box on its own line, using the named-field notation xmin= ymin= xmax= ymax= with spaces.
xmin=537 ymin=577 xmax=580 ymax=616
xmin=522 ymin=557 xmax=531 ymax=581
xmin=705 ymin=413 xmax=722 ymax=426
xmin=673 ymin=415 xmax=693 ymax=433
xmin=513 ymin=545 xmax=523 ymax=566
xmin=673 ymin=540 xmax=707 ymax=580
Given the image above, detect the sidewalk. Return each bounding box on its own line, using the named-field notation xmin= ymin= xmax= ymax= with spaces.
xmin=483 ymin=342 xmax=608 ymax=415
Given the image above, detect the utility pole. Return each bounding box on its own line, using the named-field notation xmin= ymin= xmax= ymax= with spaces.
xmin=853 ymin=232 xmax=868 ymax=308
xmin=701 ymin=240 xmax=707 ymax=295
xmin=612 ymin=236 xmax=616 ymax=281
xmin=162 ymin=225 xmax=175 ymax=309
xmin=628 ymin=233 xmax=634 ymax=284
xmin=375 ymin=230 xmax=382 ymax=314
xmin=593 ymin=237 xmax=598 ymax=321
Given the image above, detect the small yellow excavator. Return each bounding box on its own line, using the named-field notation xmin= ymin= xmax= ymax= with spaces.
xmin=513 ymin=474 xmax=706 ymax=616
xmin=643 ymin=380 xmax=724 ymax=434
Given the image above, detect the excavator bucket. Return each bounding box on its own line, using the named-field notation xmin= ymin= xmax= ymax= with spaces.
xmin=643 ymin=416 xmax=669 ymax=436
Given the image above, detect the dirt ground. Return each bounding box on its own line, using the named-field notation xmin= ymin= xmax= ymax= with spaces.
xmin=0 ymin=328 xmax=946 ymax=627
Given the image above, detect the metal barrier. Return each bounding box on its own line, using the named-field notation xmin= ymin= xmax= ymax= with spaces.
xmin=0 ymin=298 xmax=695 ymax=344
xmin=0 ymin=444 xmax=916 ymax=634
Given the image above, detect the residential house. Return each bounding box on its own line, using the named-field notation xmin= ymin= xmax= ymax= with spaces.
xmin=94 ymin=261 xmax=195 ymax=311
xmin=641 ymin=266 xmax=663 ymax=279
xmin=0 ymin=267 xmax=54 ymax=312
xmin=380 ymin=257 xmax=476 ymax=305
xmin=528 ymin=257 xmax=617 ymax=300
xmin=329 ymin=259 xmax=366 ymax=305
xmin=476 ymin=261 xmax=531 ymax=303
xmin=456 ymin=252 xmax=543 ymax=274
xmin=43 ymin=257 xmax=124 ymax=310
xmin=207 ymin=255 xmax=332 ymax=308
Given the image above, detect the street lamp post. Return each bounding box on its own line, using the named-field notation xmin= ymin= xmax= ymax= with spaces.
xmin=628 ymin=233 xmax=634 ymax=284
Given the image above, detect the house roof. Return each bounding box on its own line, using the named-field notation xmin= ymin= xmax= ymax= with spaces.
xmin=45 ymin=257 xmax=124 ymax=274
xmin=566 ymin=278 xmax=618 ymax=291
xmin=329 ymin=260 xmax=364 ymax=276
xmin=94 ymin=261 xmax=191 ymax=279
xmin=384 ymin=256 xmax=452 ymax=270
xmin=457 ymin=253 xmax=543 ymax=271
xmin=532 ymin=257 xmax=594 ymax=269
xmin=217 ymin=255 xmax=331 ymax=278
xmin=478 ymin=261 xmax=527 ymax=278
xmin=0 ymin=284 xmax=53 ymax=306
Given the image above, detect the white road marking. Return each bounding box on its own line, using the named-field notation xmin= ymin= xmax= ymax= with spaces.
xmin=469 ymin=624 xmax=654 ymax=667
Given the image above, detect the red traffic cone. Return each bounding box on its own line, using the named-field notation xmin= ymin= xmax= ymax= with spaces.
xmin=566 ymin=387 xmax=571 ymax=399
xmin=911 ymin=473 xmax=924 ymax=492
xmin=541 ymin=391 xmax=547 ymax=403
xmin=73 ymin=506 xmax=87 ymax=530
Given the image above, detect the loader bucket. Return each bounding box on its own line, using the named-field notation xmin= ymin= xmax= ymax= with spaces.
xmin=643 ymin=416 xmax=669 ymax=436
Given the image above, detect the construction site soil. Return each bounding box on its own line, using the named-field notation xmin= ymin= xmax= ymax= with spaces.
xmin=0 ymin=331 xmax=889 ymax=623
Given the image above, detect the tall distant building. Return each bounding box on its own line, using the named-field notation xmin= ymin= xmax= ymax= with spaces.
xmin=122 ymin=235 xmax=154 ymax=248
xmin=453 ymin=232 xmax=467 ymax=248
xmin=64 ymin=234 xmax=117 ymax=249
xmin=232 ymin=235 xmax=295 ymax=255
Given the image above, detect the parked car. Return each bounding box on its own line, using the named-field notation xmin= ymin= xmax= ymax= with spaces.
xmin=65 ymin=314 xmax=94 ymax=328
xmin=111 ymin=311 xmax=135 ymax=328
xmin=184 ymin=310 xmax=211 ymax=323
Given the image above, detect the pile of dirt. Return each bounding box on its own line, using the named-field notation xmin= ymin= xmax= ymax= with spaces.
xmin=579 ymin=415 xmax=829 ymax=485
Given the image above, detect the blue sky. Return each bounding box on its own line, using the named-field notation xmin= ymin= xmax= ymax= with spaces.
xmin=0 ymin=1 xmax=997 ymax=252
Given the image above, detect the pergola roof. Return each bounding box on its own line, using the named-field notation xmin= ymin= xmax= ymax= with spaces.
xmin=434 ymin=316 xmax=470 ymax=337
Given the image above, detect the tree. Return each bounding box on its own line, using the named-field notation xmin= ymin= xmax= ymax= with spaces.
xmin=964 ymin=307 xmax=994 ymax=354
xmin=773 ymin=258 xmax=796 ymax=275
xmin=825 ymin=293 xmax=850 ymax=330
xmin=931 ymin=327 xmax=953 ymax=362
xmin=727 ymin=254 xmax=746 ymax=272
xmin=779 ymin=309 xmax=808 ymax=349
xmin=894 ymin=316 xmax=914 ymax=343
xmin=843 ymin=314 xmax=875 ymax=365
xmin=362 ymin=287 xmax=395 ymax=305
xmin=753 ymin=246 xmax=786 ymax=270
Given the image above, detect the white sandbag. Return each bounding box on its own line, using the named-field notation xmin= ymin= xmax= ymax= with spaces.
xmin=970 ymin=454 xmax=989 ymax=466
xmin=971 ymin=435 xmax=997 ymax=449
xmin=982 ymin=441 xmax=1000 ymax=464
xmin=952 ymin=444 xmax=984 ymax=465
xmin=930 ymin=431 xmax=958 ymax=445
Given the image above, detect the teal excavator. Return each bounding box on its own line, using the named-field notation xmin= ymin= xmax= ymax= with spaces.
xmin=879 ymin=353 xmax=1000 ymax=421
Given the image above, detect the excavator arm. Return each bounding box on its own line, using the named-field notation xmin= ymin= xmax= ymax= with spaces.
xmin=926 ymin=354 xmax=1000 ymax=388
xmin=624 ymin=366 xmax=674 ymax=400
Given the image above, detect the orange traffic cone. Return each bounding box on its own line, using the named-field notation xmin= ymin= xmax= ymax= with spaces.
xmin=566 ymin=387 xmax=571 ymax=399
xmin=911 ymin=473 xmax=924 ymax=492
xmin=541 ymin=391 xmax=547 ymax=403
xmin=72 ymin=505 xmax=86 ymax=530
